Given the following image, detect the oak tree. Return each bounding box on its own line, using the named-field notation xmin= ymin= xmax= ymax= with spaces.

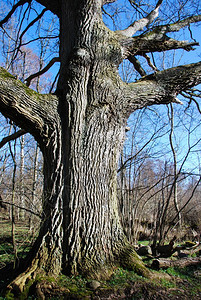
xmin=1 ymin=0 xmax=201 ymax=293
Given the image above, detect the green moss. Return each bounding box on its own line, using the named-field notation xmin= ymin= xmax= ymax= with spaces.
xmin=0 ymin=67 xmax=39 ymax=97
xmin=107 ymin=267 xmax=145 ymax=287
xmin=0 ymin=67 xmax=42 ymax=100
xmin=58 ymin=275 xmax=92 ymax=298
xmin=23 ymin=85 xmax=39 ymax=97
xmin=18 ymin=280 xmax=34 ymax=300
xmin=4 ymin=291 xmax=15 ymax=300
xmin=0 ymin=68 xmax=16 ymax=80
xmin=2 ymin=265 xmax=201 ymax=299
xmin=119 ymin=245 xmax=151 ymax=278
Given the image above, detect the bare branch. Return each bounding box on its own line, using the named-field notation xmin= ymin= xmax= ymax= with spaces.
xmin=19 ymin=35 xmax=59 ymax=47
xmin=165 ymin=177 xmax=201 ymax=238
xmin=142 ymin=53 xmax=158 ymax=72
xmin=157 ymin=15 xmax=201 ymax=35
xmin=128 ymin=0 xmax=148 ymax=16
xmin=49 ymin=70 xmax=60 ymax=93
xmin=117 ymin=0 xmax=163 ymax=37
xmin=118 ymin=127 xmax=163 ymax=172
xmin=121 ymin=34 xmax=199 ymax=58
xmin=25 ymin=57 xmax=60 ymax=87
xmin=0 ymin=0 xmax=31 ymax=28
xmin=128 ymin=56 xmax=146 ymax=76
xmin=181 ymin=90 xmax=201 ymax=114
xmin=0 ymin=129 xmax=26 ymax=149
xmin=118 ymin=13 xmax=201 ymax=58
xmin=137 ymin=15 xmax=201 ymax=46
xmin=8 ymin=3 xmax=32 ymax=66
xmin=13 ymin=8 xmax=48 ymax=61
xmin=0 ymin=200 xmax=41 ymax=218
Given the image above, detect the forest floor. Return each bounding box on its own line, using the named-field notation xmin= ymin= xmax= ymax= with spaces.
xmin=0 ymin=219 xmax=201 ymax=299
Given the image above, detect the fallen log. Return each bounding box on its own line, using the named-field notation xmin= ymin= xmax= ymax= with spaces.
xmin=151 ymin=257 xmax=201 ymax=270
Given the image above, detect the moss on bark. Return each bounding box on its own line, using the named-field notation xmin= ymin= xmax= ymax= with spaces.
xmin=119 ymin=245 xmax=152 ymax=278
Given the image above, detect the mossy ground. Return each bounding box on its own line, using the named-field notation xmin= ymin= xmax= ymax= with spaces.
xmin=0 ymin=219 xmax=201 ymax=299
xmin=0 ymin=220 xmax=38 ymax=270
xmin=1 ymin=265 xmax=201 ymax=299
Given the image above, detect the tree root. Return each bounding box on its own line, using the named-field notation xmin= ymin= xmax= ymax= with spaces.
xmin=7 ymin=258 xmax=40 ymax=294
xmin=6 ymin=241 xmax=62 ymax=296
xmin=119 ymin=245 xmax=152 ymax=278
xmin=80 ymin=244 xmax=152 ymax=280
xmin=35 ymin=280 xmax=70 ymax=300
xmin=5 ymin=242 xmax=151 ymax=297
xmin=80 ymin=257 xmax=115 ymax=281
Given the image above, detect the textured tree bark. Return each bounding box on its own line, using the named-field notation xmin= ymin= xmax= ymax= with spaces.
xmin=57 ymin=1 xmax=143 ymax=277
xmin=1 ymin=0 xmax=201 ymax=293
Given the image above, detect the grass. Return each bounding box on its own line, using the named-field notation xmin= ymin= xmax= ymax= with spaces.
xmin=106 ymin=267 xmax=145 ymax=287
xmin=159 ymin=265 xmax=201 ymax=297
xmin=58 ymin=275 xmax=92 ymax=298
xmin=57 ymin=269 xmax=145 ymax=298
xmin=138 ymin=240 xmax=150 ymax=246
xmin=0 ymin=219 xmax=36 ymax=269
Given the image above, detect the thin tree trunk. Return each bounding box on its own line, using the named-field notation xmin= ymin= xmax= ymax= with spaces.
xmin=168 ymin=103 xmax=181 ymax=226
xmin=9 ymin=138 xmax=18 ymax=269
xmin=29 ymin=144 xmax=39 ymax=230
xmin=18 ymin=135 xmax=25 ymax=221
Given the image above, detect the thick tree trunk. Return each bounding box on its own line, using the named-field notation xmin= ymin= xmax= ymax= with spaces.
xmin=8 ymin=99 xmax=146 ymax=293
xmin=56 ymin=0 xmax=141 ymax=278
xmin=61 ymin=107 xmax=127 ymax=276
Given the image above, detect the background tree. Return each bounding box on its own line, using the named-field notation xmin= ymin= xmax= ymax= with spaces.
xmin=0 ymin=0 xmax=201 ymax=294
xmin=118 ymin=96 xmax=201 ymax=246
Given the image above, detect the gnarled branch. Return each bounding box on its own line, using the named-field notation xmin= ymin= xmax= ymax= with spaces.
xmin=0 ymin=67 xmax=59 ymax=142
xmin=122 ymin=61 xmax=201 ymax=114
xmin=121 ymin=35 xmax=199 ymax=58
xmin=102 ymin=0 xmax=117 ymax=5
xmin=150 ymin=15 xmax=201 ymax=39
xmin=117 ymin=11 xmax=201 ymax=58
xmin=128 ymin=56 xmax=147 ymax=76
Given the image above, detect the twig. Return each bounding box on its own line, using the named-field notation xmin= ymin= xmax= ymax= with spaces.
xmin=0 ymin=200 xmax=41 ymax=218
xmin=25 ymin=57 xmax=60 ymax=86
